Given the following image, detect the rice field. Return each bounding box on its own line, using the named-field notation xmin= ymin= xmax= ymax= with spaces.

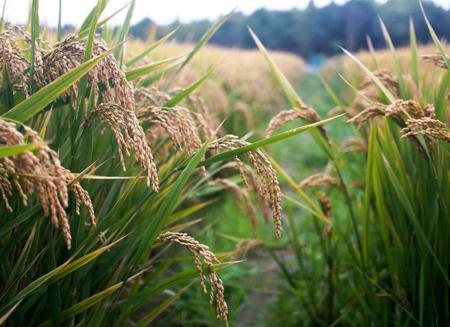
xmin=0 ymin=1 xmax=449 ymax=326
xmin=127 ymin=41 xmax=306 ymax=133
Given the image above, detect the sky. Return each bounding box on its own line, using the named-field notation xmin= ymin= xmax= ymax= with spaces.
xmin=2 ymin=0 xmax=450 ymax=26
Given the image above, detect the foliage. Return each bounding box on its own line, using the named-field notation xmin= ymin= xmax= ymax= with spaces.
xmin=0 ymin=1 xmax=342 ymax=326
xmin=248 ymin=6 xmax=450 ymax=326
xmin=1 ymin=1 xmax=449 ymax=326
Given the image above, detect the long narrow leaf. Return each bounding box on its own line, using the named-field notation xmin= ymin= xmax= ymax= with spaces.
xmin=163 ymin=67 xmax=214 ymax=108
xmin=77 ymin=0 xmax=107 ymax=108
xmin=249 ymin=27 xmax=306 ymax=109
xmin=201 ymin=114 xmax=344 ymax=167
xmin=341 ymin=47 xmax=396 ymax=103
xmin=126 ymin=27 xmax=180 ymax=67
xmin=0 ymin=0 xmax=6 ymax=32
xmin=0 ymin=143 xmax=39 ymax=158
xmin=56 ymin=0 xmax=62 ymax=41
xmin=175 ymin=9 xmax=235 ymax=76
xmin=114 ymin=0 xmax=135 ymax=63
xmin=419 ymin=0 xmax=450 ymax=71
xmin=136 ymin=143 xmax=209 ymax=262
xmin=126 ymin=56 xmax=183 ymax=81
xmin=409 ymin=18 xmax=420 ymax=89
xmin=0 ymin=300 xmax=21 ymax=326
xmin=78 ymin=2 xmax=129 ymax=39
xmin=135 ymin=283 xmax=192 ymax=327
xmin=28 ymin=0 xmax=39 ymax=94
xmin=79 ymin=0 xmax=109 ymax=33
xmin=2 ymin=237 xmax=125 ymax=312
xmin=379 ymin=17 xmax=408 ymax=97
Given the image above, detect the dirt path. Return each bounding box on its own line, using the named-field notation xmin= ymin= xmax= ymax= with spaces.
xmin=236 ymin=249 xmax=294 ymax=326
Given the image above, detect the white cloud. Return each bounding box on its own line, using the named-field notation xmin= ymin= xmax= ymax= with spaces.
xmin=2 ymin=0 xmax=449 ymax=26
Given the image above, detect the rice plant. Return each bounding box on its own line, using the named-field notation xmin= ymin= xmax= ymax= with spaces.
xmin=0 ymin=1 xmax=341 ymax=326
xmin=248 ymin=2 xmax=449 ymax=325
xmin=1 ymin=0 xmax=448 ymax=326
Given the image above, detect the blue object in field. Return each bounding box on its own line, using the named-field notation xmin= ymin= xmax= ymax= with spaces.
xmin=307 ymin=54 xmax=325 ymax=72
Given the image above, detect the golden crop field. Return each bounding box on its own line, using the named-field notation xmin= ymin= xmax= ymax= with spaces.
xmin=128 ymin=41 xmax=305 ymax=125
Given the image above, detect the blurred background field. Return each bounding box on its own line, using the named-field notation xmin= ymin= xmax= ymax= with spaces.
xmin=136 ymin=42 xmax=306 ymax=129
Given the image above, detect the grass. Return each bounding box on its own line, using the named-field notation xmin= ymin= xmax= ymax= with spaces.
xmin=0 ymin=0 xmax=449 ymax=326
xmin=236 ymin=5 xmax=449 ymax=326
xmin=0 ymin=2 xmax=336 ymax=326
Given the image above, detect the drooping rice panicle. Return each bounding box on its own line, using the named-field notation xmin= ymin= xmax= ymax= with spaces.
xmin=137 ymin=105 xmax=201 ymax=154
xmin=401 ymin=117 xmax=450 ymax=142
xmin=43 ymin=35 xmax=133 ymax=108
xmin=88 ymin=103 xmax=159 ymax=191
xmin=266 ymin=107 xmax=322 ymax=136
xmin=156 ymin=231 xmax=229 ymax=327
xmin=385 ymin=99 xmax=425 ymax=119
xmin=186 ymin=93 xmax=218 ymax=140
xmin=422 ymin=53 xmax=450 ymax=69
xmin=299 ymin=173 xmax=341 ymax=189
xmin=361 ymin=68 xmax=399 ymax=96
xmin=209 ymin=135 xmax=282 ymax=238
xmin=318 ymin=192 xmax=332 ymax=238
xmin=347 ymin=106 xmax=384 ymax=126
xmin=0 ymin=119 xmax=95 ymax=249
xmin=0 ymin=24 xmax=46 ymax=94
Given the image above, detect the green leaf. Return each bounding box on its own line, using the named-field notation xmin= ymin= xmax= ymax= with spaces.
xmin=2 ymin=48 xmax=114 ymax=123
xmin=378 ymin=17 xmax=408 ymax=98
xmin=201 ymin=115 xmax=344 ymax=167
xmin=134 ymin=284 xmax=192 ymax=327
xmin=126 ymin=27 xmax=180 ymax=67
xmin=175 ymin=8 xmax=235 ymax=77
xmin=124 ymin=262 xmax=234 ymax=316
xmin=419 ymin=0 xmax=450 ymax=72
xmin=409 ymin=18 xmax=420 ymax=89
xmin=0 ymin=206 xmax=39 ymax=238
xmin=0 ymin=1 xmax=7 ymax=33
xmin=0 ymin=300 xmax=22 ymax=326
xmin=319 ymin=75 xmax=344 ymax=109
xmin=125 ymin=56 xmax=182 ymax=81
xmin=163 ymin=67 xmax=214 ymax=108
xmin=249 ymin=27 xmax=306 ymax=109
xmin=0 ymin=143 xmax=39 ymax=158
xmin=167 ymin=199 xmax=216 ymax=224
xmin=366 ymin=35 xmax=379 ymax=68
xmin=341 ymin=47 xmax=396 ymax=103
xmin=136 ymin=142 xmax=209 ymax=262
xmin=283 ymin=195 xmax=330 ymax=225
xmin=77 ymin=0 xmax=107 ymax=107
xmin=249 ymin=27 xmax=334 ymax=158
xmin=78 ymin=2 xmax=129 ymax=39
xmin=114 ymin=0 xmax=135 ymax=64
xmin=140 ymin=62 xmax=180 ymax=87
xmin=79 ymin=0 xmax=109 ymax=33
xmin=56 ymin=0 xmax=62 ymax=41
xmin=28 ymin=0 xmax=39 ymax=94
xmin=53 ymin=282 xmax=122 ymax=323
xmin=1 ymin=237 xmax=125 ymax=314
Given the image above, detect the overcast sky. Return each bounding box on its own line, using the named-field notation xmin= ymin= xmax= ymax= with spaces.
xmin=2 ymin=0 xmax=449 ymax=26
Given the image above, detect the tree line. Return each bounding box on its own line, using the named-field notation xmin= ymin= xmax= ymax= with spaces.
xmin=129 ymin=0 xmax=450 ymax=59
